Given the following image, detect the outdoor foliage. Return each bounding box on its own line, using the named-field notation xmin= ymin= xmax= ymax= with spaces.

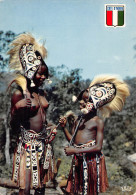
xmin=0 ymin=31 xmax=135 ymax=191
xmin=0 ymin=31 xmax=16 ymax=71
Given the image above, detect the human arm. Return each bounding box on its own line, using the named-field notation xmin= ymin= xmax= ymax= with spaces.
xmin=59 ymin=116 xmax=73 ymax=142
xmin=65 ymin=117 xmax=104 ymax=156
xmin=10 ymin=89 xmax=32 ymax=130
xmin=45 ymin=121 xmax=57 ymax=143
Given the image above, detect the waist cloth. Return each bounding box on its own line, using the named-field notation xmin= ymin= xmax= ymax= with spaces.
xmin=66 ymin=140 xmax=109 ymax=195
xmin=12 ymin=128 xmax=57 ymax=189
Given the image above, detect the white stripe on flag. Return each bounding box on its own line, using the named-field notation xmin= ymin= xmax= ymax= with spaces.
xmin=113 ymin=10 xmax=118 ymax=26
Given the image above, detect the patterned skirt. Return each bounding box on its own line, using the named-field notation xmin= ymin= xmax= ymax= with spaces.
xmin=12 ymin=129 xmax=57 ymax=189
xmin=66 ymin=141 xmax=109 ymax=195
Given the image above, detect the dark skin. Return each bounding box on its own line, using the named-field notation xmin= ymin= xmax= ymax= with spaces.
xmin=59 ymin=91 xmax=104 ymax=156
xmin=10 ymin=65 xmax=51 ymax=195
xmin=11 ymin=65 xmax=49 ymax=133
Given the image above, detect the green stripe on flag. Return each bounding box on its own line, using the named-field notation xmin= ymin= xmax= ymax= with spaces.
xmin=118 ymin=11 xmax=124 ymax=26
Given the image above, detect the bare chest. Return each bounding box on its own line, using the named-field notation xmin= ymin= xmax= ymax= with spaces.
xmin=74 ymin=119 xmax=97 ymax=144
xmin=30 ymin=93 xmax=49 ymax=113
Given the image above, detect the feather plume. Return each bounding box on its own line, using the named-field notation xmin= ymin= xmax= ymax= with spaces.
xmin=89 ymin=74 xmax=130 ymax=118
xmin=8 ymin=75 xmax=27 ymax=94
xmin=64 ymin=110 xmax=77 ymax=119
xmin=14 ymin=75 xmax=27 ymax=91
xmin=7 ymin=33 xmax=47 ymax=71
xmin=72 ymin=95 xmax=77 ymax=103
xmin=64 ymin=110 xmax=77 ymax=128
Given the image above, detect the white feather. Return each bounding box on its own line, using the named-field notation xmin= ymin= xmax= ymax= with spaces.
xmin=72 ymin=95 xmax=77 ymax=102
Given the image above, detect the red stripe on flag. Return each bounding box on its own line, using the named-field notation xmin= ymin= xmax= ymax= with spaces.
xmin=106 ymin=11 xmax=112 ymax=26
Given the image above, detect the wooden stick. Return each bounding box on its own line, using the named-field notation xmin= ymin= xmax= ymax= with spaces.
xmin=0 ymin=178 xmax=18 ymax=189
xmin=69 ymin=115 xmax=83 ymax=146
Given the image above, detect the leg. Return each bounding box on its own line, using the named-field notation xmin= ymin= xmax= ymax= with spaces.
xmin=25 ymin=169 xmax=31 ymax=194
xmin=19 ymin=189 xmax=24 ymax=195
xmin=19 ymin=169 xmax=31 ymax=195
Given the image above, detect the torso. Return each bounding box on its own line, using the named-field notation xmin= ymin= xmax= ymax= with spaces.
xmin=74 ymin=116 xmax=98 ymax=145
xmin=12 ymin=89 xmax=49 ymax=133
xmin=28 ymin=93 xmax=49 ymax=132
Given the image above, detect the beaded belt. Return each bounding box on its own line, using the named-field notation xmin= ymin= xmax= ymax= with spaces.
xmin=21 ymin=130 xmax=44 ymax=143
xmin=74 ymin=140 xmax=96 ymax=149
xmin=20 ymin=126 xmax=47 ymax=143
xmin=73 ymin=140 xmax=96 ymax=195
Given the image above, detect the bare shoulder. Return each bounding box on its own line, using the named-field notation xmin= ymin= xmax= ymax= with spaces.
xmin=93 ymin=116 xmax=104 ymax=127
xmin=11 ymin=89 xmax=23 ymax=106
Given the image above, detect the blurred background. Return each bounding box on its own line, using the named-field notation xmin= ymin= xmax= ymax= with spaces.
xmin=0 ymin=0 xmax=136 ymax=194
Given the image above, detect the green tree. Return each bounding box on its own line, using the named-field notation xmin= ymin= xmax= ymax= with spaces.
xmin=46 ymin=64 xmax=90 ymax=124
xmin=0 ymin=31 xmax=16 ymax=71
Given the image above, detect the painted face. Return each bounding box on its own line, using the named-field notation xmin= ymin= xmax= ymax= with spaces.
xmin=79 ymin=90 xmax=94 ymax=114
xmin=19 ymin=44 xmax=43 ymax=80
xmin=33 ymin=65 xmax=48 ymax=86
xmin=78 ymin=82 xmax=116 ymax=114
xmin=89 ymin=82 xmax=116 ymax=109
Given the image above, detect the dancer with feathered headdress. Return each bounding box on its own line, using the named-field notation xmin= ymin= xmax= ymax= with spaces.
xmin=8 ymin=33 xmax=57 ymax=195
xmin=59 ymin=74 xmax=130 ymax=195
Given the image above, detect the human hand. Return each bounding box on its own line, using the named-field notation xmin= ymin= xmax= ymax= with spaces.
xmin=46 ymin=124 xmax=56 ymax=131
xmin=64 ymin=146 xmax=78 ymax=156
xmin=14 ymin=98 xmax=31 ymax=110
xmin=47 ymin=128 xmax=57 ymax=143
xmin=59 ymin=116 xmax=67 ymax=127
xmin=15 ymin=91 xmax=32 ymax=109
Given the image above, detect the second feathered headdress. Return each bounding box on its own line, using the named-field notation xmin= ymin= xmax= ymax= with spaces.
xmin=73 ymin=75 xmax=130 ymax=118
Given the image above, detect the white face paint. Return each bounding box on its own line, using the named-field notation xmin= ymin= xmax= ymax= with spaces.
xmin=89 ymin=82 xmax=116 ymax=109
xmin=19 ymin=44 xmax=42 ymax=80
xmin=79 ymin=82 xmax=116 ymax=115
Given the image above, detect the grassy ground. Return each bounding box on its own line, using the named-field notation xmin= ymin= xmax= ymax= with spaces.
xmin=0 ymin=154 xmax=135 ymax=195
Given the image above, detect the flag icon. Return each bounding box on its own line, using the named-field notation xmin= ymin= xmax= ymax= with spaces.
xmin=106 ymin=5 xmax=125 ymax=27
